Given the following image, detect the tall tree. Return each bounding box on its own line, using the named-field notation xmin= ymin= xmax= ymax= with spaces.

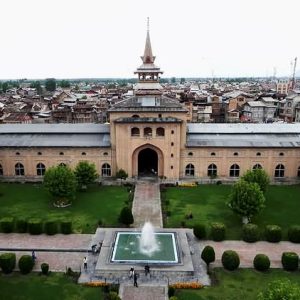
xmin=74 ymin=161 xmax=98 ymax=190
xmin=59 ymin=80 xmax=70 ymax=88
xmin=228 ymin=180 xmax=265 ymax=223
xmin=30 ymin=81 xmax=42 ymax=95
xmin=242 ymin=169 xmax=270 ymax=194
xmin=43 ymin=165 xmax=77 ymax=205
xmin=45 ymin=78 xmax=56 ymax=92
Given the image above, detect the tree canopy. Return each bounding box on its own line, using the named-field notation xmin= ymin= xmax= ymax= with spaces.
xmin=43 ymin=165 xmax=77 ymax=204
xmin=257 ymin=279 xmax=300 ymax=300
xmin=242 ymin=169 xmax=270 ymax=194
xmin=45 ymin=78 xmax=56 ymax=92
xmin=228 ymin=180 xmax=265 ymax=222
xmin=74 ymin=161 xmax=98 ymax=190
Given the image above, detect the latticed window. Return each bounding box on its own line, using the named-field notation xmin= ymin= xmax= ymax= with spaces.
xmin=36 ymin=163 xmax=46 ymax=176
xmin=15 ymin=163 xmax=25 ymax=176
xmin=156 ymin=127 xmax=165 ymax=137
xmin=253 ymin=164 xmax=262 ymax=170
xmin=144 ymin=127 xmax=152 ymax=137
xmin=274 ymin=164 xmax=285 ymax=178
xmin=131 ymin=127 xmax=140 ymax=136
xmin=185 ymin=164 xmax=195 ymax=176
xmin=102 ymin=163 xmax=111 ymax=177
xmin=0 ymin=164 xmax=3 ymax=176
xmin=207 ymin=164 xmax=217 ymax=177
xmin=229 ymin=164 xmax=240 ymax=177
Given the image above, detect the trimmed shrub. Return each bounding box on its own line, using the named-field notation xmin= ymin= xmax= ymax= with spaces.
xmin=61 ymin=220 xmax=72 ymax=234
xmin=118 ymin=207 xmax=134 ymax=226
xmin=253 ymin=254 xmax=270 ymax=271
xmin=41 ymin=263 xmax=49 ymax=275
xmin=281 ymin=252 xmax=299 ymax=271
xmin=288 ymin=225 xmax=300 ymax=243
xmin=44 ymin=220 xmax=58 ymax=235
xmin=193 ymin=224 xmax=206 ymax=240
xmin=0 ymin=217 xmax=14 ymax=233
xmin=201 ymin=245 xmax=215 ymax=267
xmin=210 ymin=222 xmax=226 ymax=241
xmin=265 ymin=225 xmax=282 ymax=243
xmin=221 ymin=250 xmax=240 ymax=271
xmin=242 ymin=223 xmax=259 ymax=243
xmin=18 ymin=255 xmax=34 ymax=274
xmin=0 ymin=253 xmax=16 ymax=274
xmin=168 ymin=286 xmax=175 ymax=297
xmin=28 ymin=218 xmax=43 ymax=235
xmin=16 ymin=219 xmax=28 ymax=233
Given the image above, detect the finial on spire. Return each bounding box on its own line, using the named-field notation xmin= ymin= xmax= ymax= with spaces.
xmin=147 ymin=17 xmax=150 ymax=32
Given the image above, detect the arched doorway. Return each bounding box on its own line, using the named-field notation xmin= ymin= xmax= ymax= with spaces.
xmin=138 ymin=148 xmax=158 ymax=176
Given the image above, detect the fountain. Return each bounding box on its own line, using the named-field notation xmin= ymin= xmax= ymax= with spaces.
xmin=139 ymin=221 xmax=159 ymax=256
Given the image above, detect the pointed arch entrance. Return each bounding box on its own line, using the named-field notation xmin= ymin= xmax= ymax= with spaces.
xmin=132 ymin=144 xmax=164 ymax=178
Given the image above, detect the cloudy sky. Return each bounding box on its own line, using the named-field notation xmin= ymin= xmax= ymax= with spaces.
xmin=0 ymin=0 xmax=299 ymax=79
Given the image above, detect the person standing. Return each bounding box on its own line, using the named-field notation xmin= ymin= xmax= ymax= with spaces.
xmin=31 ymin=250 xmax=37 ymax=262
xmin=133 ymin=272 xmax=138 ymax=287
xmin=83 ymin=256 xmax=88 ymax=270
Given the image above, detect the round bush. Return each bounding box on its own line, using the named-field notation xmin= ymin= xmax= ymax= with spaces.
xmin=210 ymin=222 xmax=226 ymax=241
xmin=41 ymin=263 xmax=49 ymax=275
xmin=253 ymin=254 xmax=270 ymax=271
xmin=201 ymin=245 xmax=215 ymax=266
xmin=28 ymin=218 xmax=43 ymax=235
xmin=281 ymin=252 xmax=299 ymax=271
xmin=242 ymin=223 xmax=260 ymax=243
xmin=221 ymin=250 xmax=240 ymax=271
xmin=18 ymin=255 xmax=34 ymax=274
xmin=61 ymin=220 xmax=72 ymax=234
xmin=265 ymin=225 xmax=282 ymax=243
xmin=0 ymin=253 xmax=16 ymax=274
xmin=16 ymin=219 xmax=28 ymax=233
xmin=288 ymin=225 xmax=300 ymax=243
xmin=193 ymin=224 xmax=206 ymax=240
xmin=0 ymin=217 xmax=14 ymax=233
xmin=44 ymin=220 xmax=58 ymax=235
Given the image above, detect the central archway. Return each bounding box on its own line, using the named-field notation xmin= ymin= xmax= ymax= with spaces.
xmin=132 ymin=144 xmax=164 ymax=178
xmin=138 ymin=148 xmax=158 ymax=176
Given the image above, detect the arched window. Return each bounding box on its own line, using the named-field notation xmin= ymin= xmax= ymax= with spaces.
xmin=256 ymin=152 xmax=261 ymax=156
xmin=188 ymin=152 xmax=193 ymax=156
xmin=132 ymin=114 xmax=139 ymax=118
xmin=156 ymin=127 xmax=165 ymax=137
xmin=298 ymin=166 xmax=300 ymax=177
xmin=211 ymin=152 xmax=216 ymax=156
xmin=81 ymin=152 xmax=86 ymax=156
xmin=0 ymin=164 xmax=3 ymax=176
xmin=185 ymin=164 xmax=195 ymax=176
xmin=275 ymin=164 xmax=285 ymax=178
xmin=171 ymin=153 xmax=174 ymax=158
xmin=171 ymin=130 xmax=174 ymax=134
xmin=103 ymin=152 xmax=108 ymax=156
xmin=144 ymin=127 xmax=152 ymax=137
xmin=37 ymin=152 xmax=42 ymax=156
xmin=131 ymin=127 xmax=140 ymax=136
xmin=171 ymin=142 xmax=174 ymax=146
xmin=36 ymin=163 xmax=46 ymax=176
xmin=101 ymin=163 xmax=111 ymax=177
xmin=207 ymin=164 xmax=217 ymax=177
xmin=230 ymin=164 xmax=240 ymax=177
xmin=233 ymin=152 xmax=239 ymax=156
xmin=279 ymin=152 xmax=284 ymax=156
xmin=15 ymin=163 xmax=25 ymax=176
xmin=253 ymin=164 xmax=262 ymax=170
xmin=16 ymin=152 xmax=20 ymax=156
xmin=59 ymin=152 xmax=64 ymax=156
xmin=59 ymin=163 xmax=67 ymax=167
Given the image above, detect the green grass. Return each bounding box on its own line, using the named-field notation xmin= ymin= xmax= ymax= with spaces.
xmin=176 ymin=268 xmax=300 ymax=300
xmin=0 ymin=183 xmax=128 ymax=233
xmin=0 ymin=272 xmax=103 ymax=300
xmin=164 ymin=185 xmax=300 ymax=239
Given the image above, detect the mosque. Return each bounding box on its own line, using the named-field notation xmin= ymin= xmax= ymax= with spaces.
xmin=0 ymin=27 xmax=300 ymax=183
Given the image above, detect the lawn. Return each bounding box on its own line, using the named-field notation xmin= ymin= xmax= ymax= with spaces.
xmin=164 ymin=185 xmax=300 ymax=239
xmin=0 ymin=183 xmax=128 ymax=233
xmin=0 ymin=272 xmax=103 ymax=300
xmin=176 ymin=268 xmax=300 ymax=300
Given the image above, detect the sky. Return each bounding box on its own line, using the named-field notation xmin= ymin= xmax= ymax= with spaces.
xmin=0 ymin=0 xmax=299 ymax=79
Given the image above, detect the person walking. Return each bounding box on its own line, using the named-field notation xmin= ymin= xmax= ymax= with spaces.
xmin=83 ymin=256 xmax=88 ymax=270
xmin=31 ymin=250 xmax=37 ymax=262
xmin=133 ymin=272 xmax=138 ymax=287
xmin=129 ymin=267 xmax=134 ymax=279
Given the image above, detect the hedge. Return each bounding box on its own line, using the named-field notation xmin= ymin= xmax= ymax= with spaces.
xmin=0 ymin=217 xmax=14 ymax=233
xmin=288 ymin=225 xmax=300 ymax=243
xmin=242 ymin=223 xmax=259 ymax=243
xmin=61 ymin=220 xmax=72 ymax=234
xmin=253 ymin=254 xmax=270 ymax=271
xmin=41 ymin=263 xmax=49 ymax=275
xmin=265 ymin=225 xmax=282 ymax=243
xmin=193 ymin=224 xmax=206 ymax=240
xmin=44 ymin=220 xmax=58 ymax=235
xmin=16 ymin=219 xmax=28 ymax=233
xmin=281 ymin=252 xmax=299 ymax=271
xmin=18 ymin=255 xmax=35 ymax=274
xmin=210 ymin=222 xmax=226 ymax=241
xmin=221 ymin=250 xmax=240 ymax=271
xmin=0 ymin=253 xmax=16 ymax=274
xmin=28 ymin=218 xmax=43 ymax=235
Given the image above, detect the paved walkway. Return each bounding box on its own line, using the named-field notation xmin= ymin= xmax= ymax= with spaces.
xmin=120 ymin=283 xmax=168 ymax=300
xmin=132 ymin=181 xmax=163 ymax=228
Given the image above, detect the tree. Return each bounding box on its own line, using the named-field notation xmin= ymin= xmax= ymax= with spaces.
xmin=242 ymin=169 xmax=270 ymax=194
xmin=180 ymin=77 xmax=185 ymax=84
xmin=227 ymin=180 xmax=265 ymax=223
xmin=45 ymin=78 xmax=56 ymax=91
xmin=116 ymin=169 xmax=128 ymax=181
xmin=43 ymin=165 xmax=77 ymax=205
xmin=59 ymin=80 xmax=70 ymax=88
xmin=201 ymin=245 xmax=215 ymax=272
xmin=119 ymin=207 xmax=134 ymax=226
xmin=30 ymin=81 xmax=42 ymax=95
xmin=257 ymin=279 xmax=300 ymax=300
xmin=74 ymin=161 xmax=98 ymax=190
xmin=2 ymin=82 xmax=9 ymax=93
xmin=171 ymin=77 xmax=176 ymax=84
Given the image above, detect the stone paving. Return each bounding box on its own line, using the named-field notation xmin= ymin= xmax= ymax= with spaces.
xmin=120 ymin=283 xmax=168 ymax=300
xmin=132 ymin=181 xmax=163 ymax=228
